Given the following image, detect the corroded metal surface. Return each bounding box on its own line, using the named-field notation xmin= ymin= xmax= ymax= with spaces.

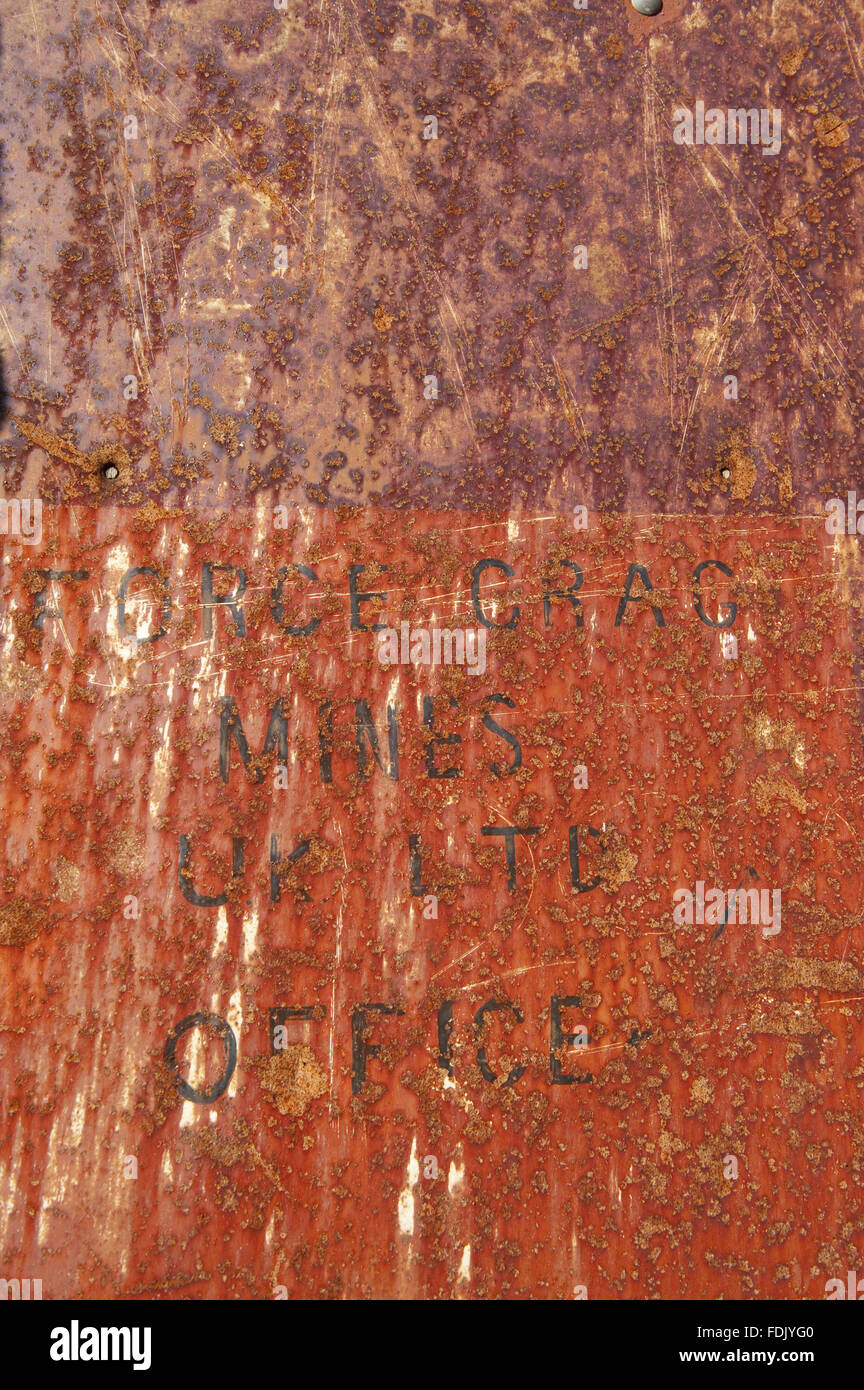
xmin=2 ymin=0 xmax=864 ymax=1302
xmin=2 ymin=0 xmax=863 ymax=511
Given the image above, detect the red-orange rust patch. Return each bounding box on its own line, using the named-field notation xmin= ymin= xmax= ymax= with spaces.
xmin=1 ymin=505 xmax=863 ymax=1298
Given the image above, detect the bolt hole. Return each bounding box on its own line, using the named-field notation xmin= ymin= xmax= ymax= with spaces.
xmin=720 ymin=467 xmax=731 ymax=480
xmin=102 ymin=462 xmax=120 ymax=481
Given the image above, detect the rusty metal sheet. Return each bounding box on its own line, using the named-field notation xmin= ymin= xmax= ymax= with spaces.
xmin=2 ymin=0 xmax=864 ymax=1313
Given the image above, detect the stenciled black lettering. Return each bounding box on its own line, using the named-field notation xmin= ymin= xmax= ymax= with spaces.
xmin=471 ymin=558 xmax=519 ymax=630
xmin=550 ymin=994 xmax=590 ymax=1084
xmin=482 ymin=694 xmax=521 ymax=776
xmin=219 ymin=696 xmax=288 ymax=783
xmin=117 ymin=566 xmax=171 ymax=644
xmin=355 ymin=699 xmax=399 ymax=780
xmin=481 ymin=825 xmax=540 ymax=892
xmin=569 ymin=825 xmax=601 ymax=894
xmin=543 ymin=562 xmax=584 ymax=627
xmin=423 ymin=695 xmax=461 ymax=779
xmin=692 ymin=560 xmax=737 ymax=629
xmin=269 ymin=1005 xmax=321 ymax=1053
xmin=271 ymin=563 xmax=321 ymax=636
xmin=437 ymin=1000 xmax=455 ymax=1076
xmin=474 ymin=1000 xmax=525 ymax=1087
xmin=349 ymin=563 xmax=388 ymax=632
xmin=202 ymin=562 xmax=247 ymax=638
xmin=163 ymin=1012 xmax=237 ymax=1104
xmin=31 ymin=570 xmax=89 ymax=641
xmin=177 ymin=834 xmax=244 ymax=907
xmin=318 ymin=700 xmax=333 ymax=784
xmin=614 ymin=563 xmax=665 ymax=628
xmin=270 ymin=834 xmax=312 ymax=904
xmin=409 ymin=834 xmax=426 ymax=897
xmin=351 ymin=1003 xmax=404 ymax=1095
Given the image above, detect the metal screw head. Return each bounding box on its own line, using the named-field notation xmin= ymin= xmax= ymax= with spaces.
xmin=631 ymin=0 xmax=663 ymax=14
xmin=102 ymin=463 xmax=119 ymax=481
